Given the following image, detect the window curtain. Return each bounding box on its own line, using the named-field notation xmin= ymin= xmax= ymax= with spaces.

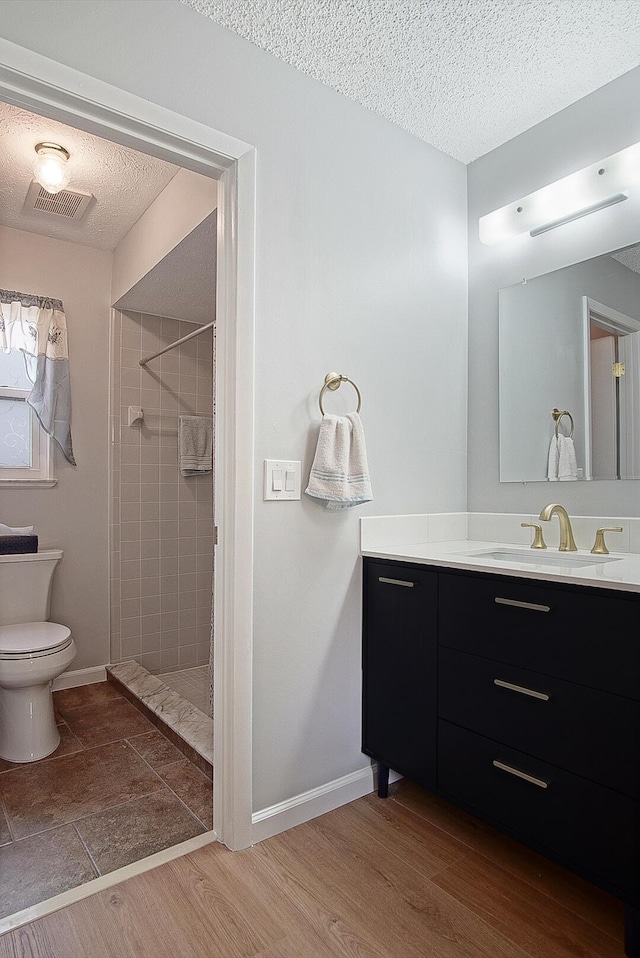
xmin=0 ymin=289 xmax=76 ymax=465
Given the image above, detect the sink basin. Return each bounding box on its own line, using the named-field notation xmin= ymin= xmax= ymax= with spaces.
xmin=462 ymin=549 xmax=621 ymax=568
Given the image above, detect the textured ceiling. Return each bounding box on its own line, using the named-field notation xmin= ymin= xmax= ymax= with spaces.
xmin=0 ymin=101 xmax=215 ymax=324
xmin=612 ymin=245 xmax=640 ymax=276
xmin=182 ymin=0 xmax=640 ymax=164
xmin=0 ymin=101 xmax=179 ymax=250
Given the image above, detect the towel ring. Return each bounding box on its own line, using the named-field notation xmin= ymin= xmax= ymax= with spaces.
xmin=552 ymin=408 xmax=574 ymax=439
xmin=318 ymin=372 xmax=362 ymax=416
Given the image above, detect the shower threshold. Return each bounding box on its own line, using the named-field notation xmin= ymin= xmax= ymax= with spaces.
xmin=106 ymin=661 xmax=213 ymax=779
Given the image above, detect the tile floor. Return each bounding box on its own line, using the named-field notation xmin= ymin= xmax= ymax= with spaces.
xmin=0 ymin=681 xmax=213 ymax=920
xmin=157 ymin=665 xmax=212 ymax=717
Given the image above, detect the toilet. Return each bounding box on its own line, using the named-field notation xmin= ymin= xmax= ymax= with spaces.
xmin=0 ymin=550 xmax=76 ymax=763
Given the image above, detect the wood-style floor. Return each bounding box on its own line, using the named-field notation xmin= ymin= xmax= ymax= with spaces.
xmin=0 ymin=778 xmax=625 ymax=957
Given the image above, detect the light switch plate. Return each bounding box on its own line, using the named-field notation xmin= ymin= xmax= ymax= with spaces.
xmin=263 ymin=460 xmax=302 ymax=500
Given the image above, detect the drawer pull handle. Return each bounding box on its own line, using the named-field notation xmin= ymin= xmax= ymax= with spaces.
xmin=378 ymin=577 xmax=415 ymax=588
xmin=492 ymin=760 xmax=548 ymax=789
xmin=494 ymin=679 xmax=550 ymax=701
xmin=495 ymin=597 xmax=551 ymax=613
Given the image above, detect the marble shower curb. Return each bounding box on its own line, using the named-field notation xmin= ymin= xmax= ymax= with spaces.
xmin=107 ymin=661 xmax=213 ymax=779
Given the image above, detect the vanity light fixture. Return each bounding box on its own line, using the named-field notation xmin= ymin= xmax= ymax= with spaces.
xmin=479 ymin=140 xmax=640 ymax=245
xmin=33 ymin=142 xmax=71 ymax=195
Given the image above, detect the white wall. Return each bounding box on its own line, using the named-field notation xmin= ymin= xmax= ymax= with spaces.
xmin=0 ymin=224 xmax=112 ymax=669
xmin=468 ymin=65 xmax=640 ymax=518
xmin=0 ymin=0 xmax=468 ymax=812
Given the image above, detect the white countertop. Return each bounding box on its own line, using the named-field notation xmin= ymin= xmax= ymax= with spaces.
xmin=359 ymin=513 xmax=640 ymax=594
xmin=361 ymin=539 xmax=640 ymax=593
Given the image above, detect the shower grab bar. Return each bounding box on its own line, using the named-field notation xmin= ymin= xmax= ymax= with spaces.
xmin=139 ymin=320 xmax=214 ymax=366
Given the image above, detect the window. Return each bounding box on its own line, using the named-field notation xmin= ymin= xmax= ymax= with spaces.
xmin=0 ymin=348 xmax=54 ymax=484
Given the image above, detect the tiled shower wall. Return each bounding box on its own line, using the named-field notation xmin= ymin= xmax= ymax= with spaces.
xmin=109 ymin=311 xmax=214 ymax=673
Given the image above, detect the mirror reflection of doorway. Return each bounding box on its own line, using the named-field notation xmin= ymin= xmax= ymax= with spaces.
xmin=586 ymin=298 xmax=640 ymax=479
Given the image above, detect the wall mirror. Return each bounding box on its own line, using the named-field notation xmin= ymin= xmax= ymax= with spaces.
xmin=499 ymin=241 xmax=640 ymax=482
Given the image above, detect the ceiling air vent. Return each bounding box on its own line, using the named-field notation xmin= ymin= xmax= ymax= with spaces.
xmin=24 ymin=180 xmax=93 ymax=220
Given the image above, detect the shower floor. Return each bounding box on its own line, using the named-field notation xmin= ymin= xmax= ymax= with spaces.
xmin=157 ymin=665 xmax=212 ymax=718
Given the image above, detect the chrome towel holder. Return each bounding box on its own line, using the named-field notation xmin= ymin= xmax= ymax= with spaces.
xmin=552 ymin=407 xmax=574 ymax=438
xmin=319 ymin=372 xmax=362 ymax=416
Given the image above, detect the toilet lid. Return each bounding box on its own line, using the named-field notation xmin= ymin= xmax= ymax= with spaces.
xmin=0 ymin=622 xmax=72 ymax=655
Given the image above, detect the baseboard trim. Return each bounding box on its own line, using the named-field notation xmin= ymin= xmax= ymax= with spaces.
xmin=251 ymin=765 xmax=402 ymax=845
xmin=52 ymin=665 xmax=107 ymax=691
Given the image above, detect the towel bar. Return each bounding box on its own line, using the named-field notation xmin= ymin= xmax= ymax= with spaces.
xmin=552 ymin=407 xmax=574 ymax=438
xmin=318 ymin=372 xmax=362 ymax=415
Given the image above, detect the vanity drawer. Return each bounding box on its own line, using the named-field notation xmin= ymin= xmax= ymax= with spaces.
xmin=439 ymin=647 xmax=640 ymax=798
xmin=438 ymin=572 xmax=640 ymax=699
xmin=438 ymin=720 xmax=640 ymax=900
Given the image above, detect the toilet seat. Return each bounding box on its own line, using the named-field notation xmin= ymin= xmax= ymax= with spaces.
xmin=0 ymin=622 xmax=72 ymax=659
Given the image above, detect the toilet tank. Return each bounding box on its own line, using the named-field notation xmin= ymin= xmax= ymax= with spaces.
xmin=0 ymin=550 xmax=63 ymax=626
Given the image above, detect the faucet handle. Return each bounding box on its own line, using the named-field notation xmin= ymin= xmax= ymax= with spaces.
xmin=521 ymin=522 xmax=547 ymax=550
xmin=590 ymin=527 xmax=623 ymax=555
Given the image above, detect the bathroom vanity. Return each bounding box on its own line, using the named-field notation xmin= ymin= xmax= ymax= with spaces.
xmin=361 ymin=513 xmax=640 ymax=958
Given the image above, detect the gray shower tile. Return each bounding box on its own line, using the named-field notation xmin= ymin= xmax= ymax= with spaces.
xmin=121 ymin=541 xmax=141 ymax=562
xmin=120 ymin=636 xmax=141 ymax=659
xmin=141 ymin=558 xmax=160 ymax=578
xmin=121 ymin=579 xmax=142 ymax=600
xmin=142 ymin=613 xmax=162 ymax=635
xmin=141 ymin=595 xmax=161 ymax=615
xmin=161 ymin=593 xmax=179 ymax=613
xmin=120 ymin=522 xmax=142 ymax=543
xmin=160 ymin=648 xmax=180 ymax=670
xmin=160 ymin=630 xmax=179 ymax=650
xmin=140 ymin=652 xmax=162 ymax=672
xmin=121 ymin=617 xmax=141 ymax=639
xmin=140 ymin=576 xmax=161 ymax=597
xmin=141 ymin=632 xmax=161 ymax=653
xmin=141 ymin=484 xmax=160 ymax=503
xmin=121 ymin=598 xmax=141 ymax=619
xmin=196 ymin=589 xmax=212 ymax=610
xmin=160 ymin=500 xmax=178 ymax=520
xmin=140 ymin=444 xmax=160 ymax=463
xmin=160 ymin=556 xmax=179 ymax=576
xmin=121 ymin=483 xmax=141 ymax=503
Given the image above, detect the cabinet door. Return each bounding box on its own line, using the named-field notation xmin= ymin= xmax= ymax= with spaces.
xmin=362 ymin=559 xmax=437 ymax=789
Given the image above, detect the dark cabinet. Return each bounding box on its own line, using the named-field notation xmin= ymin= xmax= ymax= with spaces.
xmin=362 ymin=557 xmax=640 ymax=957
xmin=362 ymin=560 xmax=438 ymax=793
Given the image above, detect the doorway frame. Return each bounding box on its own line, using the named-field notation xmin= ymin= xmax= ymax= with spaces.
xmin=0 ymin=39 xmax=255 ymax=854
xmin=582 ymin=296 xmax=640 ymax=480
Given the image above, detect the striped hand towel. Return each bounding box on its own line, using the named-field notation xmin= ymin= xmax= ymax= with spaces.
xmin=305 ymin=412 xmax=373 ymax=510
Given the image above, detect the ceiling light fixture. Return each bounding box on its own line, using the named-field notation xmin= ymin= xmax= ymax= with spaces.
xmin=33 ymin=142 xmax=71 ymax=195
xmin=479 ymin=140 xmax=640 ymax=246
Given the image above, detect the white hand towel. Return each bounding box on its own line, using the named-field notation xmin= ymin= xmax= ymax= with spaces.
xmin=0 ymin=523 xmax=34 ymax=536
xmin=557 ymin=434 xmax=578 ymax=481
xmin=179 ymin=416 xmax=213 ymax=477
xmin=305 ymin=412 xmax=373 ymax=510
xmin=547 ymin=436 xmax=559 ymax=481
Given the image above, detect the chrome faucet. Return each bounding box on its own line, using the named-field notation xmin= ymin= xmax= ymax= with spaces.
xmin=538 ymin=503 xmax=577 ymax=552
